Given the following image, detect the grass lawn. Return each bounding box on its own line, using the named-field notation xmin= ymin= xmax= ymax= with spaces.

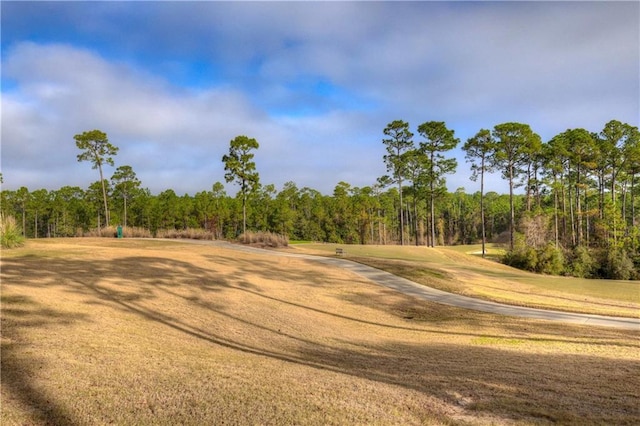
xmin=291 ymin=243 xmax=640 ymax=318
xmin=2 ymin=238 xmax=639 ymax=425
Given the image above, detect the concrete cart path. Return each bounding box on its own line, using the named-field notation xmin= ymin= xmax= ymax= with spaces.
xmin=176 ymin=239 xmax=640 ymax=330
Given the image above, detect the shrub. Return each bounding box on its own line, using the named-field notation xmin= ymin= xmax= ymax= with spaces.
xmin=502 ymin=234 xmax=538 ymax=272
xmin=156 ymin=228 xmax=216 ymax=240
xmin=83 ymin=226 xmax=117 ymax=238
xmin=503 ymin=234 xmax=566 ymax=275
xmin=603 ymin=248 xmax=635 ymax=280
xmin=238 ymin=231 xmax=288 ymax=248
xmin=568 ymin=246 xmax=595 ymax=278
xmin=0 ymin=214 xmax=25 ymax=248
xmin=536 ymin=243 xmax=565 ymax=275
xmin=83 ymin=226 xmax=153 ymax=238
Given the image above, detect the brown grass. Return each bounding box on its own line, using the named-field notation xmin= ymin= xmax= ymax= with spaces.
xmin=83 ymin=226 xmax=153 ymax=238
xmin=2 ymin=239 xmax=639 ymax=425
xmin=238 ymin=231 xmax=289 ymax=248
xmin=155 ymin=228 xmax=216 ymax=240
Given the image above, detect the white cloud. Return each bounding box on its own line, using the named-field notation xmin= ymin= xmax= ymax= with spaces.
xmin=1 ymin=1 xmax=638 ymax=196
xmin=1 ymin=42 xmax=387 ymax=194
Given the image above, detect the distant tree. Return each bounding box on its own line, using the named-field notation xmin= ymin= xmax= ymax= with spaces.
xmin=351 ymin=185 xmax=378 ymax=245
xmin=251 ymin=183 xmax=276 ymax=232
xmin=417 ymin=121 xmax=459 ymax=247
xmin=211 ymin=182 xmax=231 ymax=239
xmin=194 ymin=189 xmax=214 ymax=232
xmin=463 ymin=129 xmax=495 ymax=257
xmin=404 ymin=149 xmax=429 ymax=245
xmin=273 ymin=181 xmax=298 ymax=238
xmin=178 ymin=193 xmax=197 ymax=229
xmin=491 ymin=122 xmax=540 ymax=249
xmin=600 ymin=120 xmax=628 ymax=205
xmin=15 ymin=187 xmax=29 ymax=236
xmin=623 ymin=126 xmax=640 ymax=228
xmin=382 ymin=120 xmax=414 ymax=245
xmin=565 ymin=128 xmax=597 ymax=246
xmin=606 ymin=122 xmax=640 ymax=233
xmin=86 ymin=180 xmax=112 ymax=229
xmin=51 ymin=186 xmax=85 ymax=236
xmin=222 ymin=135 xmax=260 ymax=234
xmin=521 ymin=132 xmax=543 ymax=211
xmin=75 ymin=130 xmax=118 ymax=227
xmin=156 ymin=189 xmax=180 ymax=230
xmin=111 ymin=165 xmax=141 ymax=228
xmin=542 ymin=135 xmax=570 ymax=248
xmin=29 ymin=189 xmax=50 ymax=238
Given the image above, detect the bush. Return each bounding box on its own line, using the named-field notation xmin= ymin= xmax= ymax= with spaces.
xmin=156 ymin=228 xmax=216 ymax=240
xmin=568 ymin=246 xmax=595 ymax=278
xmin=503 ymin=234 xmax=565 ymax=275
xmin=84 ymin=226 xmax=153 ymax=238
xmin=0 ymin=214 xmax=25 ymax=248
xmin=83 ymin=226 xmax=118 ymax=238
xmin=238 ymin=231 xmax=288 ymax=248
xmin=536 ymin=243 xmax=565 ymax=275
xmin=602 ymin=248 xmax=635 ymax=280
xmin=502 ymin=234 xmax=538 ymax=272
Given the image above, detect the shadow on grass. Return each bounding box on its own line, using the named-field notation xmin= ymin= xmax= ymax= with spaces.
xmin=1 ymin=294 xmax=87 ymax=425
xmin=2 ymin=251 xmax=639 ymax=424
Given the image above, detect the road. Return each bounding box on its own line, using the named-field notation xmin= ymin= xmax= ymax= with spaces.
xmin=177 ymin=239 xmax=640 ymax=330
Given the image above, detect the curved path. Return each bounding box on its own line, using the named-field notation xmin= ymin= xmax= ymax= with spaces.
xmin=178 ymin=240 xmax=640 ymax=330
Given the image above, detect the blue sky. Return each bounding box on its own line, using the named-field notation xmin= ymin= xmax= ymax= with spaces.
xmin=2 ymin=1 xmax=638 ymax=196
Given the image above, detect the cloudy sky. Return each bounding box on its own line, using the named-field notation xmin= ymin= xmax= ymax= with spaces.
xmin=2 ymin=1 xmax=638 ymax=196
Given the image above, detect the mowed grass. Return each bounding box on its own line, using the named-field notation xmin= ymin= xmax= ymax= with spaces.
xmin=1 ymin=239 xmax=639 ymax=425
xmin=293 ymin=243 xmax=640 ymax=318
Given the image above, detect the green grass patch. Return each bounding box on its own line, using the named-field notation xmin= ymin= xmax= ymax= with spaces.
xmin=513 ymin=275 xmax=640 ymax=304
xmin=444 ymin=243 xmax=506 ymax=259
xmin=288 ymin=240 xmax=314 ymax=245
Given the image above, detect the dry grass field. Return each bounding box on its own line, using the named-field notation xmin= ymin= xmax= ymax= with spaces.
xmin=2 ymin=238 xmax=639 ymax=425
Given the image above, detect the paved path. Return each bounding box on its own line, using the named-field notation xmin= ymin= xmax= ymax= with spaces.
xmin=177 ymin=240 xmax=640 ymax=330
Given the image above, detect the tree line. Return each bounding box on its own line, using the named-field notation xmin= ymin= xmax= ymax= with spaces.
xmin=1 ymin=119 xmax=638 ymax=279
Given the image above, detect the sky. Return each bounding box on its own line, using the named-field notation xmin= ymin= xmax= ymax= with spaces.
xmin=2 ymin=1 xmax=639 ymax=196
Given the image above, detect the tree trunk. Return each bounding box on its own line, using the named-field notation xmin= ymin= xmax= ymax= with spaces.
xmin=429 ymin=192 xmax=435 ymax=247
xmin=480 ymin=157 xmax=486 ymax=257
xmin=632 ymin=172 xmax=637 ymax=228
xmin=621 ymin=182 xmax=627 ymax=231
xmin=413 ymin=197 xmax=419 ymax=246
xmin=568 ymin=182 xmax=575 ymax=246
xmin=509 ymin=164 xmax=515 ymax=250
xmin=242 ymin=195 xmax=247 ymax=235
xmin=598 ymin=173 xmax=605 ymax=220
xmin=554 ymin=181 xmax=559 ymax=249
xmin=22 ymin=205 xmax=26 ymax=237
xmin=576 ymin=166 xmax=582 ymax=246
xmin=398 ymin=180 xmax=404 ymax=245
xmin=429 ymin=152 xmax=436 ymax=248
xmin=585 ymin=188 xmax=590 ymax=247
xmin=526 ymin=162 xmax=532 ymax=212
xmin=611 ymin=169 xmax=618 ymax=244
xmin=124 ymin=194 xmax=128 ymax=228
xmin=98 ymin=163 xmax=110 ymax=227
